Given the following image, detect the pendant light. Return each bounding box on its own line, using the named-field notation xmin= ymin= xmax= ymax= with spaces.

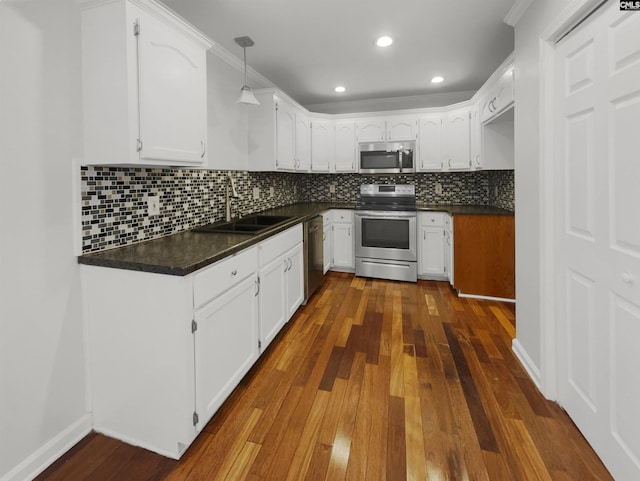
xmin=234 ymin=36 xmax=260 ymax=105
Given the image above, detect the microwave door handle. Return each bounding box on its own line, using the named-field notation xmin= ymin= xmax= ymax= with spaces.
xmin=398 ymin=152 xmax=402 ymax=173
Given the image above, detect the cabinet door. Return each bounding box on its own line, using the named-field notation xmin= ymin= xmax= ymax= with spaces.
xmin=323 ymin=225 xmax=332 ymax=274
xmin=334 ymin=121 xmax=356 ymax=172
xmin=194 ymin=275 xmax=259 ymax=431
xmin=258 ymin=254 xmax=288 ymax=350
xmin=285 ymin=243 xmax=304 ymax=318
xmin=137 ymin=8 xmax=207 ymax=164
xmin=419 ymin=227 xmax=445 ymax=276
xmin=311 ymin=119 xmax=333 ymax=172
xmin=418 ymin=117 xmax=443 ymax=171
xmin=356 ymin=119 xmax=385 ymax=142
xmin=276 ymin=102 xmax=296 ymax=170
xmin=443 ymin=110 xmax=471 ymax=170
xmin=469 ymin=106 xmax=482 ymax=170
xmin=387 ymin=117 xmax=417 ymax=141
xmin=295 ymin=113 xmax=311 ymax=171
xmin=332 ymin=223 xmax=354 ymax=269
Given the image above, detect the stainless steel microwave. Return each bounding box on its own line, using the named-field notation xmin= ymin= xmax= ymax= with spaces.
xmin=359 ymin=149 xmax=415 ymax=174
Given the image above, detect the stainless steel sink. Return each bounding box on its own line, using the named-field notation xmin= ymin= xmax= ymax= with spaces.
xmin=193 ymin=215 xmax=294 ymax=235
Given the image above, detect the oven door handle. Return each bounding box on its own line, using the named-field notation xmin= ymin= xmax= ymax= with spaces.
xmin=355 ymin=211 xmax=417 ymax=219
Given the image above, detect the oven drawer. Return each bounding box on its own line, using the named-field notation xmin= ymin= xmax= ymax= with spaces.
xmin=356 ymin=257 xmax=417 ymax=283
xmin=420 ymin=212 xmax=444 ymax=227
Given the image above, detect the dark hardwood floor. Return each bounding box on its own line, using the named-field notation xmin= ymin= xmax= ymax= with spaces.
xmin=36 ymin=272 xmax=613 ymax=480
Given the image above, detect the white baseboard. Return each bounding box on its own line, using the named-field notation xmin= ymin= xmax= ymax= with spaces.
xmin=512 ymin=338 xmax=542 ymax=391
xmin=0 ymin=415 xmax=92 ymax=481
xmin=458 ymin=292 xmax=516 ymax=303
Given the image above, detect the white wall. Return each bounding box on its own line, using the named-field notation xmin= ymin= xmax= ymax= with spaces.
xmin=0 ymin=1 xmax=91 ymax=480
xmin=512 ymin=0 xmax=573 ymax=391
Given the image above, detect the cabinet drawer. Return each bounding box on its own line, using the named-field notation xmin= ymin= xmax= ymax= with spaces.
xmin=421 ymin=212 xmax=444 ymax=227
xmin=321 ymin=211 xmax=332 ymax=226
xmin=332 ymin=209 xmax=353 ymax=223
xmin=259 ymin=224 xmax=303 ymax=266
xmin=193 ymin=246 xmax=258 ymax=310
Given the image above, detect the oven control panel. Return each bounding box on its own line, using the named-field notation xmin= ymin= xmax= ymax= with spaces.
xmin=360 ymin=184 xmax=415 ymax=196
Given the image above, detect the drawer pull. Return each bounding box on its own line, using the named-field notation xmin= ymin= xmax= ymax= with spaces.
xmin=231 ymin=270 xmax=238 ymax=276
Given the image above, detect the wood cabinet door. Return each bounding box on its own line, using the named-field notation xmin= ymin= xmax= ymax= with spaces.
xmin=136 ymin=8 xmax=207 ymax=164
xmin=194 ymin=275 xmax=259 ymax=431
xmin=453 ymin=215 xmax=514 ymax=299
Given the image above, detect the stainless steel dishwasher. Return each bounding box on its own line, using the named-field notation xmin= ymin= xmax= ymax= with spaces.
xmin=303 ymin=215 xmax=325 ymax=303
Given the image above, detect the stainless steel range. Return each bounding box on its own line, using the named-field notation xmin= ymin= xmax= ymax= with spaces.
xmin=355 ymin=184 xmax=417 ymax=282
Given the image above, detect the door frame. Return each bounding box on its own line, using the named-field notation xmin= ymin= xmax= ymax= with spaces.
xmin=537 ymin=0 xmax=605 ymax=401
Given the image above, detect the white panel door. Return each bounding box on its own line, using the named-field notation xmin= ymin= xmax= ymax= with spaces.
xmin=136 ymin=7 xmax=207 ymax=164
xmin=418 ymin=226 xmax=445 ymax=276
xmin=258 ymin=254 xmax=287 ymax=350
xmin=332 ymin=223 xmax=354 ymax=269
xmin=555 ymin=3 xmax=640 ymax=479
xmin=334 ymin=121 xmax=356 ymax=172
xmin=194 ymin=275 xmax=259 ymax=431
xmin=311 ymin=120 xmax=333 ymax=172
xmin=442 ymin=110 xmax=471 ymax=170
xmin=285 ymin=243 xmax=304 ymax=318
xmin=417 ymin=117 xmax=442 ymax=171
xmin=276 ymin=103 xmax=296 ymax=170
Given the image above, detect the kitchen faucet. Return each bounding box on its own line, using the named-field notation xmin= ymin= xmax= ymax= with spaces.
xmin=225 ymin=173 xmax=240 ymax=221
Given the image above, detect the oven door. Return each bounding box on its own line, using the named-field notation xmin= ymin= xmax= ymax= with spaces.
xmin=355 ymin=211 xmax=417 ymax=262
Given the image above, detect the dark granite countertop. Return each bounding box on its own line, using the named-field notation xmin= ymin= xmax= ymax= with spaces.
xmin=78 ymin=201 xmax=513 ymax=276
xmin=416 ymin=203 xmax=514 ymax=216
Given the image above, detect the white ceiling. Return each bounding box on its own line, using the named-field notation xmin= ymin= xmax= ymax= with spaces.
xmin=160 ymin=0 xmax=516 ymax=109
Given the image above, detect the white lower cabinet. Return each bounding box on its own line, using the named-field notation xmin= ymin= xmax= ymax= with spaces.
xmin=331 ymin=210 xmax=355 ymax=271
xmin=81 ymin=225 xmax=304 ymax=459
xmin=418 ymin=212 xmax=447 ymax=279
xmin=322 ymin=211 xmax=332 ymax=274
xmin=444 ymin=214 xmax=454 ymax=285
xmin=258 ymin=225 xmax=304 ymax=351
xmin=194 ymin=274 xmax=259 ymax=431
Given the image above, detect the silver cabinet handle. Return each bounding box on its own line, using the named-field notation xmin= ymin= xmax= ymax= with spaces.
xmin=255 ymin=277 xmax=260 ymax=296
xmin=622 ymin=272 xmax=635 ymax=284
xmin=201 ymin=140 xmax=206 ymax=158
xmin=448 ymin=159 xmax=452 ymax=167
xmin=284 ymin=259 xmax=288 ymax=272
xmin=231 ymin=269 xmax=237 ymax=276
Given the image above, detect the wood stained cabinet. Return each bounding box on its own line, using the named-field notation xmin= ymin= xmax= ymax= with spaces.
xmin=453 ymin=215 xmax=515 ymax=299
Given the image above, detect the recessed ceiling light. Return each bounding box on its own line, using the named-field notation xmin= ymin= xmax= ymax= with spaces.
xmin=334 ymin=86 xmax=346 ymax=93
xmin=431 ymin=76 xmax=444 ymax=84
xmin=376 ymin=36 xmax=393 ymax=47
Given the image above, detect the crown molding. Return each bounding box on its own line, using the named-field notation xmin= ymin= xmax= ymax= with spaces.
xmin=504 ymin=0 xmax=534 ymax=26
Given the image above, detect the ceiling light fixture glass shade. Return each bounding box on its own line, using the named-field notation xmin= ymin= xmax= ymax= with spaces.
xmin=376 ymin=36 xmax=393 ymax=47
xmin=431 ymin=76 xmax=444 ymax=84
xmin=334 ymin=86 xmax=346 ymax=93
xmin=235 ymin=36 xmax=260 ymax=105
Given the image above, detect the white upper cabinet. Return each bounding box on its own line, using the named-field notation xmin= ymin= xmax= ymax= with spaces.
xmin=470 ymin=106 xmax=483 ymax=170
xmin=481 ymin=69 xmax=514 ymax=123
xmin=334 ymin=121 xmax=357 ymax=172
xmin=417 ymin=116 xmax=443 ymax=171
xmin=442 ymin=109 xmax=471 ymax=170
xmin=355 ymin=119 xmax=386 ymax=143
xmin=248 ymin=91 xmax=310 ymax=172
xmin=310 ymin=119 xmax=334 ymax=172
xmin=386 ymin=117 xmax=418 ymax=141
xmin=79 ymin=0 xmax=211 ymax=167
xmin=295 ymin=112 xmax=311 ymax=172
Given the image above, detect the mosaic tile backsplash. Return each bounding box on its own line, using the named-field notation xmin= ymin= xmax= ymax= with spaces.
xmin=81 ymin=167 xmax=514 ymax=253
